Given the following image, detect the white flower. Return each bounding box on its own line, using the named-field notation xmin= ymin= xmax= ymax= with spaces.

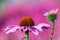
xmin=44 ymin=9 xmax=58 ymax=21
xmin=44 ymin=9 xmax=58 ymax=16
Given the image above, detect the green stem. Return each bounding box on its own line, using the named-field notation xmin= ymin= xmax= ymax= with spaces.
xmin=50 ymin=21 xmax=54 ymax=40
xmin=25 ymin=31 xmax=29 ymax=40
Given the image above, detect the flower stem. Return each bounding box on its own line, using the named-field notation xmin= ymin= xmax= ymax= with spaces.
xmin=25 ymin=31 xmax=29 ymax=40
xmin=50 ymin=21 xmax=54 ymax=40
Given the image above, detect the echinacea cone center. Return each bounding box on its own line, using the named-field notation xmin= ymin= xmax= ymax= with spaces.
xmin=19 ymin=16 xmax=35 ymax=27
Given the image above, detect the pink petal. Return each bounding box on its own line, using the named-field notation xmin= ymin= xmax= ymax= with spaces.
xmin=4 ymin=26 xmax=11 ymax=32
xmin=4 ymin=25 xmax=23 ymax=34
xmin=29 ymin=27 xmax=38 ymax=35
xmin=42 ymin=26 xmax=49 ymax=31
xmin=37 ymin=23 xmax=50 ymax=27
xmin=32 ymin=23 xmax=50 ymax=31
xmin=22 ymin=26 xmax=28 ymax=32
xmin=6 ymin=27 xmax=17 ymax=34
xmin=32 ymin=26 xmax=42 ymax=31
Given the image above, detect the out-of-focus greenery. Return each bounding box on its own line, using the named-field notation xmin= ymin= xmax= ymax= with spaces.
xmin=0 ymin=0 xmax=4 ymax=3
xmin=0 ymin=0 xmax=4 ymax=13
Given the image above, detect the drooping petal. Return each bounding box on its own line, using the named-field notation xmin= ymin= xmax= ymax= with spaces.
xmin=38 ymin=23 xmax=50 ymax=27
xmin=4 ymin=26 xmax=11 ymax=32
xmin=30 ymin=27 xmax=38 ymax=35
xmin=4 ymin=25 xmax=24 ymax=34
xmin=32 ymin=23 xmax=50 ymax=31
xmin=22 ymin=26 xmax=28 ymax=32
xmin=42 ymin=26 xmax=49 ymax=31
xmin=31 ymin=29 xmax=38 ymax=35
xmin=6 ymin=27 xmax=18 ymax=34
xmin=32 ymin=26 xmax=42 ymax=31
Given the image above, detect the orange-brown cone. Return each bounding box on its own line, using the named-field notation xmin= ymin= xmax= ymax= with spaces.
xmin=19 ymin=16 xmax=35 ymax=27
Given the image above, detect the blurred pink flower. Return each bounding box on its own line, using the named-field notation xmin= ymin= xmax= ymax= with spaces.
xmin=4 ymin=23 xmax=50 ymax=35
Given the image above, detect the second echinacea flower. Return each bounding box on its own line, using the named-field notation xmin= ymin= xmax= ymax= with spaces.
xmin=44 ymin=9 xmax=58 ymax=21
xmin=44 ymin=9 xmax=58 ymax=40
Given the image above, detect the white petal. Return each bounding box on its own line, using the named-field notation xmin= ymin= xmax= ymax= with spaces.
xmin=44 ymin=13 xmax=47 ymax=16
xmin=44 ymin=12 xmax=49 ymax=16
xmin=44 ymin=14 xmax=47 ymax=16
xmin=55 ymin=9 xmax=58 ymax=13
xmin=5 ymin=25 xmax=23 ymax=34
xmin=30 ymin=28 xmax=38 ymax=35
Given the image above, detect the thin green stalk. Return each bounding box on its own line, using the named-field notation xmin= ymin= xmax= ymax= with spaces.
xmin=25 ymin=31 xmax=29 ymax=40
xmin=50 ymin=21 xmax=54 ymax=40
